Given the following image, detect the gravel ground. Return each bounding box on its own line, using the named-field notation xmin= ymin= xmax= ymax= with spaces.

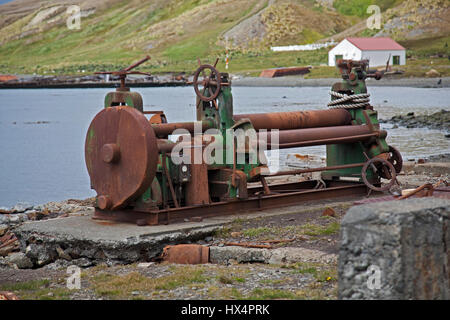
xmin=0 ymin=159 xmax=448 ymax=300
xmin=0 ymin=261 xmax=337 ymax=300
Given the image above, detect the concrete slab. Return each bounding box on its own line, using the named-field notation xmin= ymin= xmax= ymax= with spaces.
xmin=12 ymin=196 xmax=361 ymax=268
xmin=402 ymin=161 xmax=450 ymax=176
xmin=16 ymin=214 xmax=228 ymax=242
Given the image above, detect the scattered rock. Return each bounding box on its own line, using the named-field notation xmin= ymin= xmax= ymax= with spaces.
xmin=0 ymin=224 xmax=7 ymax=236
xmin=12 ymin=202 xmax=32 ymax=213
xmin=56 ymin=246 xmax=72 ymax=261
xmin=0 ymin=207 xmax=11 ymax=214
xmin=7 ymin=252 xmax=33 ymax=269
xmin=72 ymin=257 xmax=94 ymax=268
xmin=230 ymin=232 xmax=243 ymax=238
xmin=137 ymin=262 xmax=154 ymax=268
xmin=8 ymin=213 xmax=29 ymax=225
xmin=425 ymin=69 xmax=441 ymax=77
xmin=381 ymin=109 xmax=450 ymax=131
xmin=26 ymin=243 xmax=56 ymax=267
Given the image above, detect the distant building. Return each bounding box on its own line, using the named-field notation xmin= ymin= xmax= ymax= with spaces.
xmin=328 ymin=37 xmax=406 ymax=67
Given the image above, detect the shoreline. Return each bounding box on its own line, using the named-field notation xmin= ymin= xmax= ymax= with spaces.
xmin=0 ymin=76 xmax=448 ymax=89
xmin=231 ymin=76 xmax=450 ymax=88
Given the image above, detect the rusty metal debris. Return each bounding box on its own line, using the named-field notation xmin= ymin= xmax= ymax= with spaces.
xmin=322 ymin=207 xmax=336 ymax=217
xmin=397 ymin=180 xmax=448 ymax=200
xmin=259 ymin=66 xmax=310 ymax=78
xmin=0 ymin=292 xmax=19 ymax=300
xmin=223 ymin=238 xmax=298 ymax=249
xmin=354 ymin=181 xmax=450 ymax=205
xmin=161 ymin=244 xmax=209 ymax=264
xmin=0 ymin=232 xmax=19 ymax=256
xmin=84 ymin=58 xmax=401 ymax=226
xmin=224 ymin=242 xmax=272 ymax=249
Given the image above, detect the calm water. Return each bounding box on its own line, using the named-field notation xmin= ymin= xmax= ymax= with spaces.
xmin=0 ymin=86 xmax=449 ymax=207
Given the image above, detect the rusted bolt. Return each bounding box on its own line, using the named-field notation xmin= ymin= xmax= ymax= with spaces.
xmin=97 ymin=195 xmax=112 ymax=210
xmin=101 ymin=143 xmax=120 ymax=163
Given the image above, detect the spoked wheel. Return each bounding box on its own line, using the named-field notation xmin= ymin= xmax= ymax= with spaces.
xmin=361 ymin=157 xmax=397 ymax=192
xmin=381 ymin=145 xmax=402 ymax=178
xmin=193 ymin=64 xmax=221 ymax=102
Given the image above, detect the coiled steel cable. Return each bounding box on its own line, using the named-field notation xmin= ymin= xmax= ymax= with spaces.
xmin=328 ymin=91 xmax=371 ymax=109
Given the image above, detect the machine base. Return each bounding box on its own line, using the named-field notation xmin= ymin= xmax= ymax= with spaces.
xmin=93 ymin=180 xmax=375 ymax=226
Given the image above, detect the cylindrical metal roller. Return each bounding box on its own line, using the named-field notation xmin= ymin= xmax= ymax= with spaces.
xmin=152 ymin=120 xmax=214 ymax=137
xmin=234 ymin=109 xmax=351 ymax=130
xmin=258 ymin=125 xmax=379 ymax=149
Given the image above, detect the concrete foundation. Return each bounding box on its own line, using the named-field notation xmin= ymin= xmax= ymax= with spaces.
xmin=338 ymin=198 xmax=450 ymax=300
xmin=13 ymin=202 xmax=341 ymax=268
xmin=14 ymin=215 xmax=225 ymax=267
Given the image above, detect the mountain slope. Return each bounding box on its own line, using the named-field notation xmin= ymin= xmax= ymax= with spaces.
xmin=0 ymin=0 xmax=353 ymax=74
xmin=0 ymin=0 xmax=448 ymax=76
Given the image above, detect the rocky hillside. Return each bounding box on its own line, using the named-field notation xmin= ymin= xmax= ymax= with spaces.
xmin=0 ymin=0 xmax=448 ymax=75
xmin=322 ymin=0 xmax=450 ymax=42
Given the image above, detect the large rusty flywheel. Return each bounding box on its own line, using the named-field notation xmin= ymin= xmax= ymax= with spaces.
xmin=85 ymin=106 xmax=158 ymax=210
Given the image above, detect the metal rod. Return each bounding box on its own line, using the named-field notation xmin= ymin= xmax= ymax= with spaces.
xmin=162 ymin=153 xmax=180 ymax=208
xmin=265 ymin=162 xmax=366 ymax=177
xmin=152 ymin=120 xmax=214 ymax=137
xmin=267 ymin=133 xmax=379 ymax=149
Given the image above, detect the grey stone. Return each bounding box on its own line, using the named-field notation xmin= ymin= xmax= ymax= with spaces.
xmin=210 ymin=246 xmax=269 ymax=264
xmin=72 ymin=257 xmax=94 ymax=268
xmin=338 ymin=197 xmax=450 ymax=300
xmin=8 ymin=213 xmax=29 ymax=225
xmin=44 ymin=259 xmax=72 ymax=270
xmin=0 ymin=224 xmax=8 ymax=236
xmin=7 ymin=252 xmax=33 ymax=269
xmin=26 ymin=243 xmax=56 ymax=267
xmin=12 ymin=202 xmax=32 ymax=213
xmin=56 ymin=246 xmax=72 ymax=261
xmin=0 ymin=215 xmax=8 ymax=225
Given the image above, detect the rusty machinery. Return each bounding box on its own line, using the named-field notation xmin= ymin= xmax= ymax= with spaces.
xmin=85 ymin=57 xmax=402 ymax=225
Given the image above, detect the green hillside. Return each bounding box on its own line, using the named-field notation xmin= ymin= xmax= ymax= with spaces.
xmin=0 ymin=0 xmax=448 ymax=77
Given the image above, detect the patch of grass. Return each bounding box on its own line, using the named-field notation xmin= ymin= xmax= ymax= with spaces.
xmin=214 ymin=226 xmax=232 ymax=238
xmin=217 ymin=275 xmax=234 ymax=284
xmin=0 ymin=279 xmax=50 ymax=291
xmin=89 ymin=265 xmax=208 ymax=299
xmin=248 ymin=288 xmax=298 ymax=300
xmin=259 ymin=278 xmax=288 ymax=285
xmin=289 ymin=262 xmax=338 ymax=283
xmin=233 ymin=277 xmax=246 ymax=283
xmin=302 ymin=222 xmax=340 ymax=236
xmin=217 ymin=274 xmax=247 ymax=284
xmin=0 ymin=279 xmax=72 ymax=300
xmin=242 ymin=227 xmax=271 ymax=237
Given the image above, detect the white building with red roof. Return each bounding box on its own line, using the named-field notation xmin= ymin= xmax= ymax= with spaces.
xmin=328 ymin=37 xmax=406 ymax=67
